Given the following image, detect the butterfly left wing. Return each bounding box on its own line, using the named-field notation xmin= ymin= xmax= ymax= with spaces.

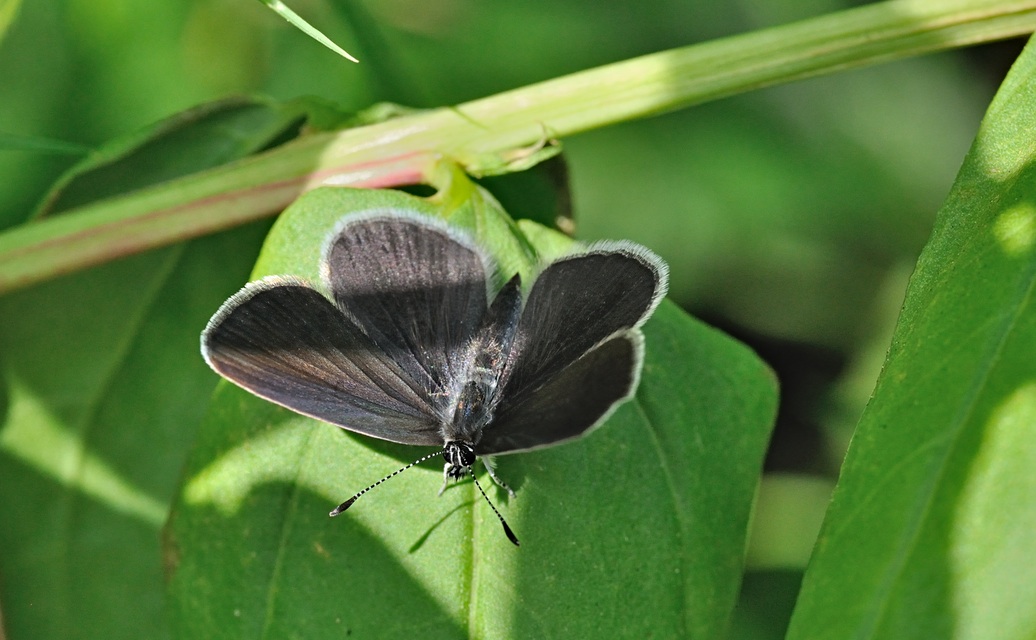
xmin=201 ymin=277 xmax=443 ymax=446
xmin=476 ymin=244 xmax=668 ymax=455
xmin=322 ymin=212 xmax=494 ymax=413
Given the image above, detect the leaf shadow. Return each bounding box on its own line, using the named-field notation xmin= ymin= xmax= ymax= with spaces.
xmin=166 ymin=479 xmax=469 ymax=639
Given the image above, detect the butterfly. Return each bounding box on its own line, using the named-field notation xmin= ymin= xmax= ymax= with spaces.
xmin=201 ymin=209 xmax=668 ymax=545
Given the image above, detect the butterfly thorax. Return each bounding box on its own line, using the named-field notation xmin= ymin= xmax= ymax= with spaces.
xmin=449 ymin=367 xmax=502 ymax=443
xmin=441 ymin=274 xmax=523 ymax=446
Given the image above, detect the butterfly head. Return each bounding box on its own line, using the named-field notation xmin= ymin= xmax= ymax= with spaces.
xmin=443 ymin=441 xmax=476 ymax=479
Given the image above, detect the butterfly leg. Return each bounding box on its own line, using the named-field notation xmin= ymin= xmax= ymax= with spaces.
xmin=438 ymin=463 xmax=451 ymax=496
xmin=438 ymin=462 xmax=467 ymax=495
xmin=482 ymin=456 xmax=515 ymax=497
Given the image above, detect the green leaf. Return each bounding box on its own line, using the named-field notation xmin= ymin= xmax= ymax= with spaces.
xmin=0 ymin=132 xmax=89 ymax=156
xmin=787 ymin=35 xmax=1036 ymax=640
xmin=165 ymin=187 xmax=778 ymax=637
xmin=256 ymin=0 xmax=358 ymax=63
xmin=35 ymin=96 xmax=310 ymax=217
xmin=0 ymin=0 xmax=19 ymax=44
xmin=0 ymin=221 xmax=272 ymax=639
xmin=0 ymin=97 xmax=285 ymax=639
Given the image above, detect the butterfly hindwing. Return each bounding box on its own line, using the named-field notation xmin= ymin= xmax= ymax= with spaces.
xmin=480 ymin=245 xmax=668 ymax=453
xmin=476 ymin=333 xmax=641 ymax=455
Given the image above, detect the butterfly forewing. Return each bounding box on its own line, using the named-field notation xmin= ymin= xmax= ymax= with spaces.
xmin=201 ymin=278 xmax=443 ymax=446
xmin=323 ymin=212 xmax=493 ymax=411
xmin=501 ymin=248 xmax=665 ymax=399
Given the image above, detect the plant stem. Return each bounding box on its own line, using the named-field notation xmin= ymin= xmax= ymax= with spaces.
xmin=1 ymin=0 xmax=1035 ymax=293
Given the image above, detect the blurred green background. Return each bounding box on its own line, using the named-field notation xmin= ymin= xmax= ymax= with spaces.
xmin=0 ymin=0 xmax=1023 ymax=637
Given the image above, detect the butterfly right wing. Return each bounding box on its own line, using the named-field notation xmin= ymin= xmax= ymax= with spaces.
xmin=476 ymin=244 xmax=668 ymax=455
xmin=201 ymin=276 xmax=443 ymax=446
xmin=475 ymin=332 xmax=641 ymax=455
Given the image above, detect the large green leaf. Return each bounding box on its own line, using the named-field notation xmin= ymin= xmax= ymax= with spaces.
xmin=165 ymin=187 xmax=778 ymax=638
xmin=787 ymin=35 xmax=1036 ymax=640
xmin=0 ymin=221 xmax=271 ymax=639
xmin=0 ymin=0 xmax=19 ymax=44
xmin=0 ymin=96 xmax=288 ymax=639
